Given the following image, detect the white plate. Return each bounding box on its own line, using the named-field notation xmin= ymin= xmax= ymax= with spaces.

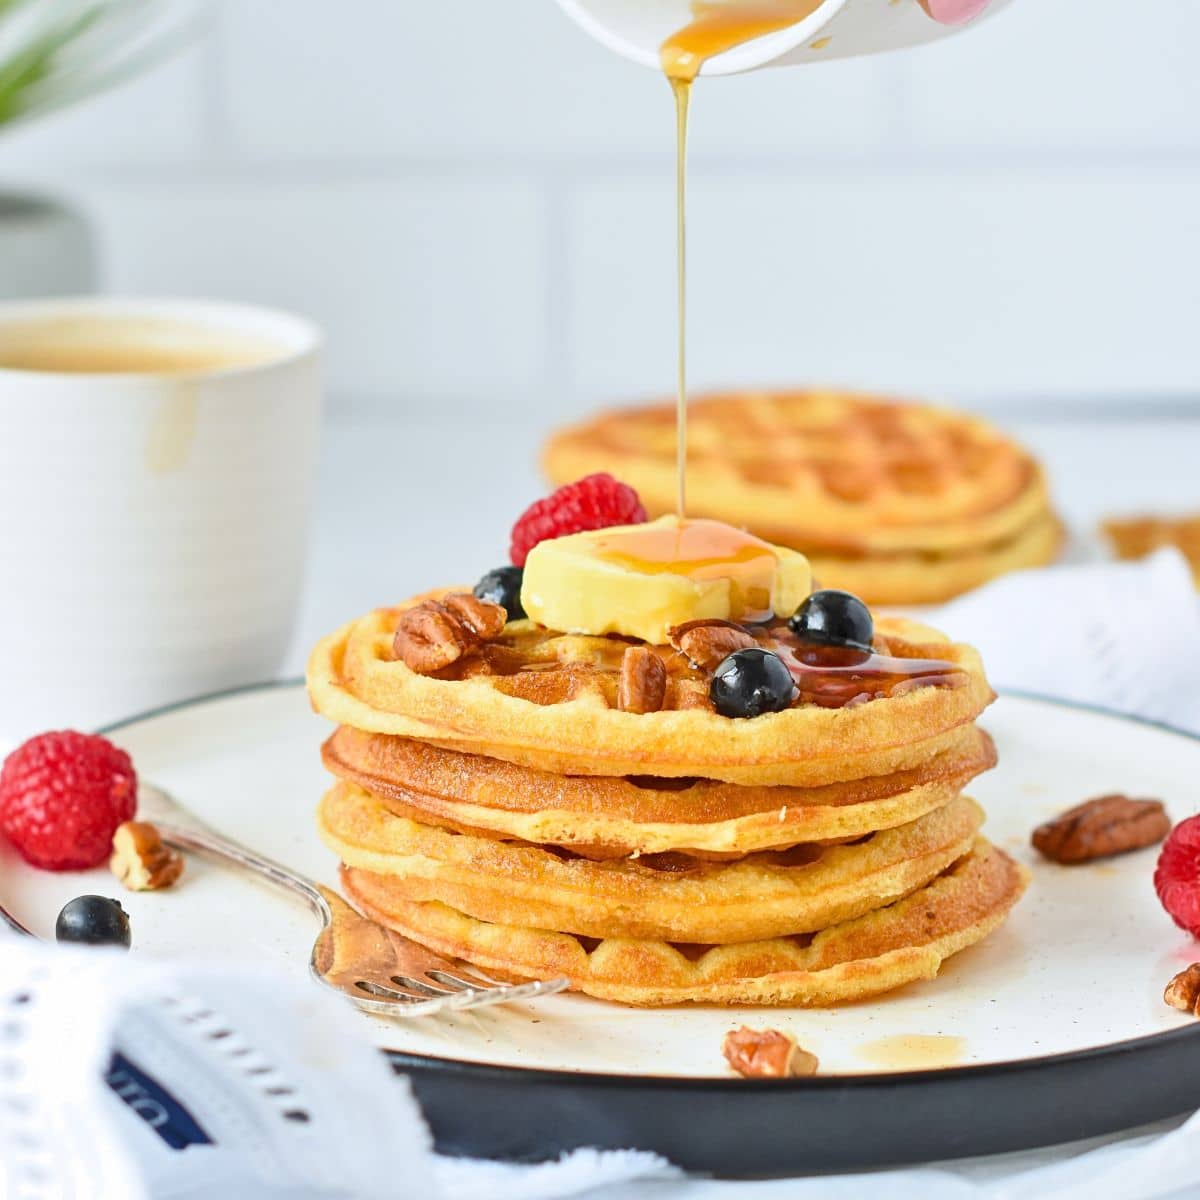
xmin=3 ymin=685 xmax=1197 ymax=1080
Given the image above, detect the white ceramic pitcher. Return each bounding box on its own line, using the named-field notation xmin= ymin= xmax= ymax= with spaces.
xmin=555 ymin=0 xmax=1014 ymax=75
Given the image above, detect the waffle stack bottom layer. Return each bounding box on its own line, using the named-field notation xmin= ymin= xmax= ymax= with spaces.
xmin=315 ymin=733 xmax=1025 ymax=1007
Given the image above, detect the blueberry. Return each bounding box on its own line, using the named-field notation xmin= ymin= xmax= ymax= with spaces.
xmin=55 ymin=895 xmax=131 ymax=949
xmin=788 ymin=589 xmax=874 ymax=651
xmin=710 ymin=648 xmax=795 ymax=718
xmin=473 ymin=566 xmax=525 ymax=620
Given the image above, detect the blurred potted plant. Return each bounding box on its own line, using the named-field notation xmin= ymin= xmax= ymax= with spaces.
xmin=0 ymin=0 xmax=191 ymax=301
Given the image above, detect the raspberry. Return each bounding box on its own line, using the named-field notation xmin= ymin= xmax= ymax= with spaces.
xmin=0 ymin=732 xmax=137 ymax=871
xmin=1155 ymin=815 xmax=1200 ymax=937
xmin=510 ymin=474 xmax=648 ymax=567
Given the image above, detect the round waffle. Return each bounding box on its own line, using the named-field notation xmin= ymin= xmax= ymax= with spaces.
xmin=321 ymin=724 xmax=996 ymax=858
xmin=308 ymin=608 xmax=994 ymax=787
xmin=341 ymin=840 xmax=1028 ymax=1006
xmin=319 ymin=782 xmax=984 ymax=943
xmin=801 ymin=510 xmax=1063 ymax=607
xmin=542 ymin=389 xmax=1061 ymax=603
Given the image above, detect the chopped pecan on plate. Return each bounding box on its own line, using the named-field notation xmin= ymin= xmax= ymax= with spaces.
xmin=721 ymin=1026 xmax=818 ymax=1079
xmin=1165 ymin=964 xmax=1200 ymax=1017
xmin=110 ymin=820 xmax=185 ymax=892
xmin=668 ymin=619 xmax=757 ymax=671
xmin=392 ymin=593 xmax=506 ymax=674
xmin=1031 ymin=794 xmax=1170 ymax=864
xmin=617 ymin=646 xmax=667 ymax=714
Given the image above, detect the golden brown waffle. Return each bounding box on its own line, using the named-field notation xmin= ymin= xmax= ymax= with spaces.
xmin=308 ymin=604 xmax=994 ymax=787
xmin=342 ymin=840 xmax=1027 ymax=1006
xmin=1104 ymin=513 xmax=1200 ymax=587
xmin=542 ymin=390 xmax=1061 ymax=604
xmin=322 ymin=724 xmax=996 ymax=858
xmin=319 ymin=783 xmax=984 ymax=943
xmin=802 ymin=511 xmax=1062 ymax=607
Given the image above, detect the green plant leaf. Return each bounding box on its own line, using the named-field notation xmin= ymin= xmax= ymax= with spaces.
xmin=0 ymin=7 xmax=106 ymax=121
xmin=0 ymin=0 xmax=188 ymax=128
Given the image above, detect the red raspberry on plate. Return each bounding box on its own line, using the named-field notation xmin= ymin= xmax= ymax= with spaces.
xmin=1155 ymin=815 xmax=1200 ymax=937
xmin=510 ymin=473 xmax=648 ymax=567
xmin=0 ymin=732 xmax=137 ymax=871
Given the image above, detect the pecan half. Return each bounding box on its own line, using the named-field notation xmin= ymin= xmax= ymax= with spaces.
xmin=442 ymin=592 xmax=507 ymax=640
xmin=1032 ymin=794 xmax=1170 ymax=864
xmin=110 ymin=821 xmax=185 ymax=891
xmin=393 ymin=594 xmax=506 ymax=674
xmin=668 ymin=619 xmax=757 ymax=671
xmin=618 ymin=646 xmax=667 ymax=714
xmin=721 ymin=1026 xmax=818 ymax=1079
xmin=1165 ymin=964 xmax=1200 ymax=1017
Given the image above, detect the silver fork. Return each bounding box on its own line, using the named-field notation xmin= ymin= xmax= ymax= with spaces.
xmin=124 ymin=783 xmax=568 ymax=1018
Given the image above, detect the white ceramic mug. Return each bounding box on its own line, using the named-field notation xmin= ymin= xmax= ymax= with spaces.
xmin=556 ymin=0 xmax=1014 ymax=74
xmin=0 ymin=297 xmax=322 ymax=740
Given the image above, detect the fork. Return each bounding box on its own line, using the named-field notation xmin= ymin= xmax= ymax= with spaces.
xmin=122 ymin=782 xmax=568 ymax=1018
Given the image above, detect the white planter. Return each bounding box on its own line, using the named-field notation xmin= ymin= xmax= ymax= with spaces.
xmin=0 ymin=191 xmax=95 ymax=300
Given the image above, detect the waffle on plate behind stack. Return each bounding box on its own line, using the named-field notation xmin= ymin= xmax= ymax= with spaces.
xmin=542 ymin=389 xmax=1062 ymax=606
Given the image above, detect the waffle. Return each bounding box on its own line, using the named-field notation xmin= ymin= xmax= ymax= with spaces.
xmin=311 ymin=569 xmax=1023 ymax=1006
xmin=542 ymin=390 xmax=1061 ymax=604
xmin=1104 ymin=513 xmax=1200 ymax=587
xmin=802 ymin=510 xmax=1062 ymax=607
xmin=319 ymin=783 xmax=984 ymax=943
xmin=322 ymin=724 xmax=996 ymax=859
xmin=342 ymin=840 xmax=1027 ymax=1007
xmin=308 ymin=605 xmax=994 ymax=787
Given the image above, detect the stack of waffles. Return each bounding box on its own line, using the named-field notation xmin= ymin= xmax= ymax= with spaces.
xmin=542 ymin=389 xmax=1062 ymax=605
xmin=307 ymin=595 xmax=1027 ymax=1007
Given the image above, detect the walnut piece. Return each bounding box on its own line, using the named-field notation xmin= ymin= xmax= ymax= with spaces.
xmin=618 ymin=646 xmax=667 ymax=714
xmin=668 ymin=619 xmax=758 ymax=671
xmin=1165 ymin=964 xmax=1200 ymax=1016
xmin=721 ymin=1026 xmax=818 ymax=1079
xmin=1031 ymin=794 xmax=1170 ymax=864
xmin=393 ymin=594 xmax=506 ymax=674
xmin=110 ymin=821 xmax=185 ymax=892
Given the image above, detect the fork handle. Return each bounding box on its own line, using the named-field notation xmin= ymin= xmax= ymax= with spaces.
xmin=154 ymin=821 xmax=333 ymax=924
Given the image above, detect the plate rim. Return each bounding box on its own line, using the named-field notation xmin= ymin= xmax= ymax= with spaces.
xmin=93 ymin=677 xmax=1200 ymax=1090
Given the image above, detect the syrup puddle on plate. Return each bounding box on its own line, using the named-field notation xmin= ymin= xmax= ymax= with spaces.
xmin=857 ymin=1034 xmax=967 ymax=1070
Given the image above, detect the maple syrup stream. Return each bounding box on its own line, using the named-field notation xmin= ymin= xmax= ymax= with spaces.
xmin=660 ymin=2 xmax=828 ymax=517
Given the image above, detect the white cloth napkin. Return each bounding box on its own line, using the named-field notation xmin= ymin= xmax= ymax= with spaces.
xmin=4 ymin=550 xmax=1200 ymax=1200
xmin=934 ymin=547 xmax=1200 ymax=737
xmin=0 ymin=939 xmax=437 ymax=1200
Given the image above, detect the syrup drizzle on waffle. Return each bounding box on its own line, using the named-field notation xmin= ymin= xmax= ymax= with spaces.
xmin=769 ymin=626 xmax=968 ymax=709
xmin=446 ymin=616 xmax=966 ymax=712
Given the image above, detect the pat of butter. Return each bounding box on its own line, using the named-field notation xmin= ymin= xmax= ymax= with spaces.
xmin=520 ymin=516 xmax=812 ymax=645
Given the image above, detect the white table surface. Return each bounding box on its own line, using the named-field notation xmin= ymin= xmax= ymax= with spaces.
xmin=282 ymin=412 xmax=1200 ymax=676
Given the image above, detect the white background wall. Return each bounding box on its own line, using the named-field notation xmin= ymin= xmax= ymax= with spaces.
xmin=5 ymin=0 xmax=1200 ymax=420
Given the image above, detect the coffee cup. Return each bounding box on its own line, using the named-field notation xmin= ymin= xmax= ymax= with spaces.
xmin=0 ymin=297 xmax=322 ymax=739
